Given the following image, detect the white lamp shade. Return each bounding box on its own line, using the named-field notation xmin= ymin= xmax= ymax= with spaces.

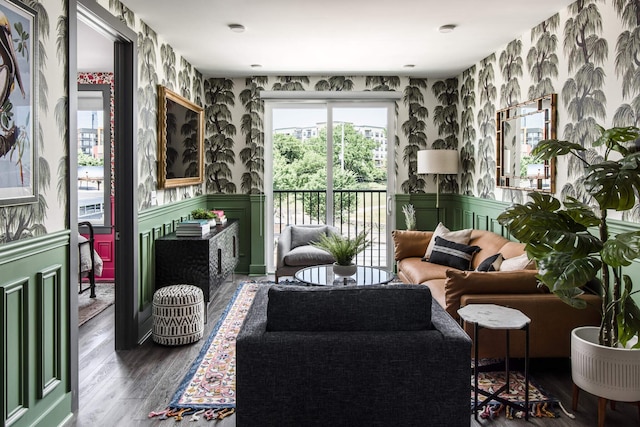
xmin=417 ymin=150 xmax=459 ymax=174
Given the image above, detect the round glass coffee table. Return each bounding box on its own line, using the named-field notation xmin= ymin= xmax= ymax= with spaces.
xmin=294 ymin=264 xmax=394 ymax=286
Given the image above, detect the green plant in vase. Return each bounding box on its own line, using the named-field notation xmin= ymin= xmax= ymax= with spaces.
xmin=312 ymin=230 xmax=371 ymax=276
xmin=498 ymin=125 xmax=640 ymax=348
xmin=191 ymin=208 xmax=215 ymax=220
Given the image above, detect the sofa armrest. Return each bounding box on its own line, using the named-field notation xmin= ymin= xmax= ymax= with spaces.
xmin=392 ymin=230 xmax=433 ymax=260
xmin=276 ymin=227 xmax=293 ymax=269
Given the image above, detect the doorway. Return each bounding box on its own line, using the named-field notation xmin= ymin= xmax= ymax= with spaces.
xmin=70 ymin=0 xmax=139 ymax=410
xmin=263 ymin=96 xmax=397 ymax=272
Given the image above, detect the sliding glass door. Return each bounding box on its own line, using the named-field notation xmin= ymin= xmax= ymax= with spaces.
xmin=265 ymin=99 xmax=395 ymax=272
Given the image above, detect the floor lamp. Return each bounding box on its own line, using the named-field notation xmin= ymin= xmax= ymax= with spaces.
xmin=417 ymin=149 xmax=459 ymax=223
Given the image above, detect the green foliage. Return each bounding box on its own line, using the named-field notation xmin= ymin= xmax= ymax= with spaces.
xmin=191 ymin=208 xmax=215 ymax=220
xmin=498 ymin=125 xmax=640 ymax=348
xmin=312 ymin=230 xmax=371 ymax=266
xmin=78 ymin=151 xmax=104 ymax=166
xmin=273 ymin=124 xmax=384 ymax=219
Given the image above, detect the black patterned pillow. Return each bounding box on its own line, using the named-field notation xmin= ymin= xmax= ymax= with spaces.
xmin=428 ymin=236 xmax=480 ymax=271
xmin=476 ymin=253 xmax=504 ymax=272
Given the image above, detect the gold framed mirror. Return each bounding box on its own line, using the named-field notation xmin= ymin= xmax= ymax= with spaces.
xmin=496 ymin=93 xmax=556 ymax=193
xmin=157 ymin=85 xmax=204 ymax=189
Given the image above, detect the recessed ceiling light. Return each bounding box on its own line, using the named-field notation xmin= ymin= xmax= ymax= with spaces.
xmin=403 ymin=64 xmax=415 ymax=68
xmin=251 ymin=64 xmax=262 ymax=69
xmin=438 ymin=24 xmax=456 ymax=33
xmin=228 ymin=24 xmax=245 ymax=33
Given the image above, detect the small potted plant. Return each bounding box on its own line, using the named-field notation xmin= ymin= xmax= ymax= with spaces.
xmin=497 ymin=124 xmax=640 ymax=410
xmin=402 ymin=204 xmax=416 ymax=230
xmin=191 ymin=208 xmax=216 ymax=225
xmin=312 ymin=230 xmax=371 ymax=276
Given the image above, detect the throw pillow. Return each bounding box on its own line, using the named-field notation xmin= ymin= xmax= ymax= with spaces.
xmin=429 ymin=236 xmax=480 ymax=271
xmin=500 ymin=252 xmax=533 ymax=271
xmin=476 ymin=253 xmax=504 ymax=272
xmin=423 ymin=222 xmax=472 ymax=260
xmin=290 ymin=225 xmax=327 ymax=249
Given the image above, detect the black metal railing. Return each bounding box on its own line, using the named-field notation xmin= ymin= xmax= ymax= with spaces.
xmin=274 ymin=189 xmax=388 ymax=267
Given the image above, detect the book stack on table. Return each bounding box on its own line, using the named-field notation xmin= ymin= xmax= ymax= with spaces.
xmin=176 ymin=220 xmax=210 ymax=237
xmin=212 ymin=210 xmax=227 ymax=225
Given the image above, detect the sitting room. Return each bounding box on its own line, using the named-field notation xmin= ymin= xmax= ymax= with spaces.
xmin=2 ymin=0 xmax=640 ymax=426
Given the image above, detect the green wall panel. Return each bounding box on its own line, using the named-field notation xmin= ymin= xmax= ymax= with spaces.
xmin=37 ymin=266 xmax=63 ymax=399
xmin=3 ymin=278 xmax=28 ymax=426
xmin=0 ymin=233 xmax=71 ymax=427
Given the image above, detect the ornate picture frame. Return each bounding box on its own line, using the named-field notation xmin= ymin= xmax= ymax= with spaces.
xmin=0 ymin=0 xmax=38 ymax=206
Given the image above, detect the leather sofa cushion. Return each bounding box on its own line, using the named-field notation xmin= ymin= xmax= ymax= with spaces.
xmin=397 ymin=258 xmax=451 ymax=284
xmin=282 ymin=245 xmax=335 ymax=266
xmin=266 ymin=284 xmax=432 ymax=332
xmin=443 ymin=269 xmax=546 ymax=318
xmin=392 ymin=230 xmax=432 ymax=260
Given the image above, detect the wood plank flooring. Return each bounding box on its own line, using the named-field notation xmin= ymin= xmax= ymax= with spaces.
xmin=64 ymin=276 xmax=639 ymax=427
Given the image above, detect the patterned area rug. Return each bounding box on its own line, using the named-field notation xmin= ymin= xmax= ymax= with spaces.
xmin=472 ymin=370 xmax=563 ymax=420
xmin=78 ymin=282 xmax=115 ymax=326
xmin=149 ymin=281 xmax=261 ymax=422
xmin=150 ymin=280 xmax=565 ymax=422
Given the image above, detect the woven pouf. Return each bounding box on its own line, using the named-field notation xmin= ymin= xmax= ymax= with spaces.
xmin=152 ymin=284 xmax=204 ymax=346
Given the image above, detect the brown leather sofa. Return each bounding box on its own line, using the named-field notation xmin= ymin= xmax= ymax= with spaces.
xmin=393 ymin=229 xmax=602 ymax=358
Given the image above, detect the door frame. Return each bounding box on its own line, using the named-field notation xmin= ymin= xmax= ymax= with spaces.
xmin=261 ymin=91 xmax=400 ymax=272
xmin=70 ymin=0 xmax=139 ymax=409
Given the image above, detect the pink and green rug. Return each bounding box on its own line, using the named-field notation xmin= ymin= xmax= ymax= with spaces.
xmin=149 ymin=281 xmax=260 ymax=421
xmin=472 ymin=370 xmax=563 ymax=420
xmin=150 ymin=280 xmax=567 ymax=422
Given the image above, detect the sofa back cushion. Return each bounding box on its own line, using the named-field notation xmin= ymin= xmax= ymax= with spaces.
xmin=290 ymin=225 xmax=329 ymax=249
xmin=266 ymin=285 xmax=432 ymax=332
xmin=468 ymin=230 xmax=511 ymax=269
xmin=392 ymin=230 xmax=433 ymax=260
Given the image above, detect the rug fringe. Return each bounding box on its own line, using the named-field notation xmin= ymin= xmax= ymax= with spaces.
xmin=477 ymin=402 xmax=560 ymax=420
xmin=148 ymin=407 xmax=235 ymax=421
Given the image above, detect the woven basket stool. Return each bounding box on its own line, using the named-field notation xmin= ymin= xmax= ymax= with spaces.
xmin=152 ymin=284 xmax=204 ymax=346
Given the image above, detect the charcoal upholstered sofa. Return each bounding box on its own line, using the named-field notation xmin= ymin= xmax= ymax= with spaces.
xmin=236 ymin=284 xmax=471 ymax=427
xmin=393 ymin=225 xmax=602 ymax=358
xmin=275 ymin=224 xmax=339 ymax=282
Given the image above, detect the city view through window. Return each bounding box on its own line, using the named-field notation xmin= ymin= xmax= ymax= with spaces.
xmin=270 ymin=105 xmax=392 ymax=269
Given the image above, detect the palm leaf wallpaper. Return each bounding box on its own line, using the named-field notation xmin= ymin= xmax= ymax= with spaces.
xmin=3 ymin=0 xmax=640 ymax=245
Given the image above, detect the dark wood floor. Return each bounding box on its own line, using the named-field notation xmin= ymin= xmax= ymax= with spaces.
xmin=64 ymin=275 xmax=639 ymax=427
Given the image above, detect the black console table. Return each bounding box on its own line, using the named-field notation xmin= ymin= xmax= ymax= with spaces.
xmin=155 ymin=219 xmax=239 ymax=303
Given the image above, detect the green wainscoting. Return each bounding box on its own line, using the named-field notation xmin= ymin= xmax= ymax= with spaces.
xmin=395 ymin=194 xmax=510 ymax=237
xmin=0 ymin=232 xmax=71 ymax=427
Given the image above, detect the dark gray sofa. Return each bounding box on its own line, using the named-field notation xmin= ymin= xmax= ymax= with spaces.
xmin=236 ymin=284 xmax=472 ymax=427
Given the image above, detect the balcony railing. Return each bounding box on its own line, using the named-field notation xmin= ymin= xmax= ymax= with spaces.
xmin=274 ymin=189 xmax=388 ymax=267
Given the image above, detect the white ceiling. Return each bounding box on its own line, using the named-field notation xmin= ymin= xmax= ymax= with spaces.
xmin=82 ymin=0 xmax=575 ymax=78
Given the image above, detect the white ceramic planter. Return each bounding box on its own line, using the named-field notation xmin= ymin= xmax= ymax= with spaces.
xmin=571 ymin=326 xmax=640 ymax=402
xmin=332 ymin=263 xmax=357 ymax=277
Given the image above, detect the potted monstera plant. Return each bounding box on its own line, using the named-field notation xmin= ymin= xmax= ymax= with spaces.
xmin=312 ymin=230 xmax=371 ymax=276
xmin=497 ymin=125 xmax=640 ymax=406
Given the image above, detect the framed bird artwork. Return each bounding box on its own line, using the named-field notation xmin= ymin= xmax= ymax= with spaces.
xmin=0 ymin=0 xmax=37 ymax=206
